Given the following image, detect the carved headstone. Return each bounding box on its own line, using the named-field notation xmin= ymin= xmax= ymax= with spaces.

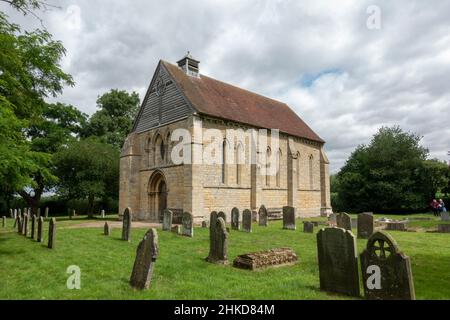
xmin=162 ymin=209 xmax=173 ymax=231
xmin=360 ymin=231 xmax=415 ymax=300
xmin=129 ymin=228 xmax=159 ymax=290
xmin=336 ymin=212 xmax=352 ymax=231
xmin=303 ymin=221 xmax=314 ymax=233
xmin=317 ymin=227 xmax=360 ymax=297
xmin=242 ymin=209 xmax=252 ymax=233
xmin=358 ymin=212 xmax=374 ymax=239
xmin=104 ymin=222 xmax=110 ymax=236
xmin=259 ymin=205 xmax=268 ymax=227
xmin=182 ymin=212 xmax=194 ymax=237
xmin=282 ymin=206 xmax=296 ymax=230
xmin=206 ymin=217 xmax=228 ymax=264
xmin=31 ymin=215 xmax=36 ymax=239
xmin=45 ymin=207 xmax=49 ymax=218
xmin=122 ymin=207 xmax=132 ymax=242
xmin=441 ymin=211 xmax=450 ymax=222
xmin=48 ymin=218 xmax=56 ymax=249
xmin=37 ymin=217 xmax=44 ymax=242
xmin=231 ymin=207 xmax=239 ymax=230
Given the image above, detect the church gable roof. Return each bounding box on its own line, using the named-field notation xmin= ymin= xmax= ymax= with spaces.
xmin=161 ymin=60 xmax=324 ymax=143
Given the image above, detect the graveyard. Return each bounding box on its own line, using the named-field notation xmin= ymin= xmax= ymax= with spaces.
xmin=1 ymin=212 xmax=450 ymax=300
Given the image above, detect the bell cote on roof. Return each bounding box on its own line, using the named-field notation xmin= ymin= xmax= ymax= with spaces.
xmin=177 ymin=52 xmax=200 ymax=77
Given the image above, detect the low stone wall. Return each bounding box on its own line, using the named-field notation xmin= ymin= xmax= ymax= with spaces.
xmin=233 ymin=248 xmax=298 ymax=270
xmin=385 ymin=222 xmax=408 ymax=231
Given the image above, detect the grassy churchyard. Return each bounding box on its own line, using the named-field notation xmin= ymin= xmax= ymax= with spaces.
xmin=1 ymin=213 xmax=450 ymax=300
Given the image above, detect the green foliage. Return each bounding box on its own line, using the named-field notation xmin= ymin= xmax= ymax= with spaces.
xmin=81 ymin=89 xmax=140 ymax=149
xmin=335 ymin=126 xmax=432 ymax=213
xmin=53 ymin=138 xmax=120 ymax=214
xmin=418 ymin=159 xmax=449 ymax=200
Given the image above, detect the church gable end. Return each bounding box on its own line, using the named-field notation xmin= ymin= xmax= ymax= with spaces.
xmin=133 ymin=62 xmax=194 ymax=133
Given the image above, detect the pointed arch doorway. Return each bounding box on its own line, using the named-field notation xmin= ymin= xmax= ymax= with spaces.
xmin=148 ymin=171 xmax=168 ymax=222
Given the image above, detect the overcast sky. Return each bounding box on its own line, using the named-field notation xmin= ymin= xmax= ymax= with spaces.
xmin=2 ymin=0 xmax=449 ymax=172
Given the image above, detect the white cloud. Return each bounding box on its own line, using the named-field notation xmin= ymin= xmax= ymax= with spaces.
xmin=1 ymin=0 xmax=449 ymax=171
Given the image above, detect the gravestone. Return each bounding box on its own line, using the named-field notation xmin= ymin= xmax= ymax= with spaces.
xmin=37 ymin=217 xmax=44 ymax=242
xmin=233 ymin=248 xmax=298 ymax=270
xmin=2 ymin=216 xmax=5 ymax=228
xmin=9 ymin=209 xmax=13 ymax=218
xmin=48 ymin=218 xmax=56 ymax=249
xmin=37 ymin=208 xmax=41 ymax=218
xmin=45 ymin=207 xmax=49 ymax=218
xmin=437 ymin=224 xmax=450 ymax=233
xmin=171 ymin=225 xmax=181 ymax=234
xmin=122 ymin=207 xmax=132 ymax=242
xmin=13 ymin=209 xmax=17 ymax=219
xmin=386 ymin=222 xmax=407 ymax=231
xmin=16 ymin=216 xmax=22 ymax=233
xmin=360 ymin=231 xmax=415 ymax=300
xmin=162 ymin=209 xmax=173 ymax=231
xmin=282 ymin=206 xmax=296 ymax=230
xmin=13 ymin=215 xmax=17 ymax=228
xmin=182 ymin=212 xmax=194 ymax=237
xmin=317 ymin=227 xmax=360 ymax=297
xmin=358 ymin=212 xmax=374 ymax=239
xmin=303 ymin=221 xmax=314 ymax=233
xmin=259 ymin=205 xmax=268 ymax=227
xmin=231 ymin=207 xmax=240 ymax=230
xmin=129 ymin=228 xmax=159 ymax=290
xmin=101 ymin=210 xmax=106 ymax=218
xmin=441 ymin=211 xmax=450 ymax=222
xmin=206 ymin=217 xmax=228 ymax=264
xmin=218 ymin=211 xmax=227 ymax=224
xmin=31 ymin=215 xmax=36 ymax=239
xmin=22 ymin=214 xmax=28 ymax=236
xmin=336 ymin=212 xmax=352 ymax=231
xmin=202 ymin=221 xmax=209 ymax=228
xmin=18 ymin=208 xmax=22 ymax=218
xmin=104 ymin=222 xmax=110 ymax=236
xmin=242 ymin=209 xmax=252 ymax=233
xmin=206 ymin=211 xmax=219 ymax=260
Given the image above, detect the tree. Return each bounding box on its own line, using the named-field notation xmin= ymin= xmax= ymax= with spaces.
xmin=418 ymin=159 xmax=450 ymax=200
xmin=82 ymin=89 xmax=140 ymax=149
xmin=336 ymin=126 xmax=430 ymax=213
xmin=53 ymin=138 xmax=120 ymax=216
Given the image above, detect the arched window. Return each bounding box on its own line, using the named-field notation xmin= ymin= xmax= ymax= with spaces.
xmin=147 ymin=138 xmax=153 ymax=167
xmin=265 ymin=147 xmax=271 ymax=187
xmin=160 ymin=139 xmax=165 ymax=160
xmin=309 ymin=154 xmax=314 ymax=189
xmin=236 ymin=143 xmax=244 ymax=185
xmin=276 ymin=149 xmax=281 ymax=187
xmin=222 ymin=140 xmax=227 ymax=184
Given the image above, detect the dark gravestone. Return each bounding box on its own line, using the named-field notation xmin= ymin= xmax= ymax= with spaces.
xmin=31 ymin=215 xmax=36 ymax=239
xmin=206 ymin=212 xmax=219 ymax=260
xmin=303 ymin=221 xmax=314 ymax=233
xmin=37 ymin=217 xmax=44 ymax=242
xmin=218 ymin=211 xmax=227 ymax=223
xmin=317 ymin=227 xmax=360 ymax=297
xmin=17 ymin=216 xmax=22 ymax=234
xmin=122 ymin=207 xmax=132 ymax=242
xmin=162 ymin=209 xmax=173 ymax=231
xmin=2 ymin=216 xmax=6 ymax=228
xmin=182 ymin=212 xmax=194 ymax=237
xmin=360 ymin=231 xmax=415 ymax=300
xmin=336 ymin=212 xmax=352 ymax=231
xmin=231 ymin=207 xmax=240 ymax=230
xmin=22 ymin=214 xmax=29 ymax=236
xmin=233 ymin=248 xmax=298 ymax=270
xmin=48 ymin=218 xmax=56 ymax=249
xmin=201 ymin=221 xmax=209 ymax=228
xmin=358 ymin=212 xmax=374 ymax=239
xmin=259 ymin=205 xmax=268 ymax=227
xmin=129 ymin=228 xmax=159 ymax=290
xmin=206 ymin=217 xmax=228 ymax=264
xmin=282 ymin=206 xmax=296 ymax=230
xmin=104 ymin=222 xmax=110 ymax=236
xmin=45 ymin=207 xmax=49 ymax=218
xmin=242 ymin=209 xmax=252 ymax=233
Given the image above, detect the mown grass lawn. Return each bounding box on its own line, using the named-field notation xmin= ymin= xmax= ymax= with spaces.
xmin=1 ymin=214 xmax=450 ymax=300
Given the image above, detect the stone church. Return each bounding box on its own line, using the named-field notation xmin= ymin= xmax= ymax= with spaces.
xmin=119 ymin=53 xmax=331 ymax=223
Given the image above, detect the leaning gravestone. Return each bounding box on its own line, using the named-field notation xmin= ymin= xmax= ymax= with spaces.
xmin=48 ymin=218 xmax=56 ymax=249
xmin=37 ymin=217 xmax=44 ymax=242
xmin=303 ymin=221 xmax=314 ymax=233
xmin=441 ymin=211 xmax=450 ymax=222
xmin=104 ymin=222 xmax=110 ymax=236
xmin=336 ymin=212 xmax=352 ymax=231
xmin=45 ymin=207 xmax=49 ymax=218
xmin=259 ymin=205 xmax=268 ymax=227
xmin=357 ymin=212 xmax=374 ymax=239
xmin=2 ymin=216 xmax=6 ymax=228
xmin=22 ymin=214 xmax=29 ymax=236
xmin=360 ymin=231 xmax=415 ymax=300
xmin=122 ymin=207 xmax=132 ymax=242
xmin=231 ymin=207 xmax=240 ymax=231
xmin=182 ymin=212 xmax=194 ymax=237
xmin=31 ymin=215 xmax=36 ymax=239
xmin=317 ymin=227 xmax=360 ymax=297
xmin=282 ymin=206 xmax=296 ymax=230
xmin=242 ymin=209 xmax=252 ymax=233
xmin=129 ymin=228 xmax=159 ymax=290
xmin=206 ymin=217 xmax=228 ymax=264
xmin=162 ymin=209 xmax=173 ymax=231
